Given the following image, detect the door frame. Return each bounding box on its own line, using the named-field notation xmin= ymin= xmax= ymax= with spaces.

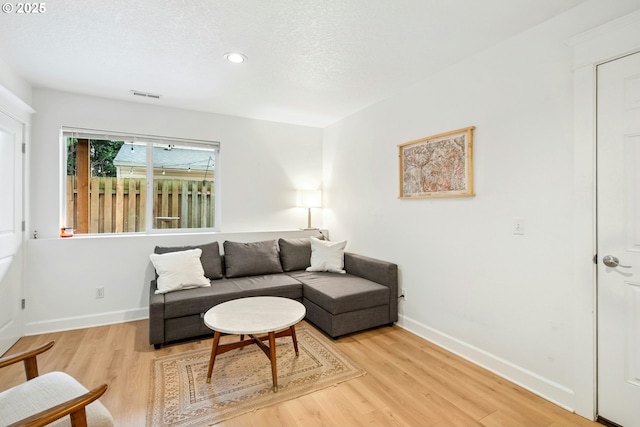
xmin=0 ymin=110 xmax=26 ymax=355
xmin=570 ymin=9 xmax=640 ymax=420
xmin=0 ymin=84 xmax=33 ymax=355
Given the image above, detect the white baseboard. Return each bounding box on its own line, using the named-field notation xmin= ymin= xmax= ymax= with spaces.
xmin=396 ymin=314 xmax=575 ymax=412
xmin=24 ymin=308 xmax=149 ymax=335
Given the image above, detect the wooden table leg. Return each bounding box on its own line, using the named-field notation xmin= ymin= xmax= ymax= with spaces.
xmin=207 ymin=326 xmax=299 ymax=392
xmin=290 ymin=325 xmax=299 ymax=356
xmin=268 ymin=331 xmax=278 ymax=392
xmin=206 ymin=331 xmax=221 ymax=383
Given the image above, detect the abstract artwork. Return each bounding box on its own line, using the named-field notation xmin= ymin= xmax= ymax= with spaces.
xmin=399 ymin=126 xmax=475 ymax=199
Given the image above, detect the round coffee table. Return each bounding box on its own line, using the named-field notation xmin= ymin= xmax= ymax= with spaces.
xmin=203 ymin=296 xmax=306 ymax=392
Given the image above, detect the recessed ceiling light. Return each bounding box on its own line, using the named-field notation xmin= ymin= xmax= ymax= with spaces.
xmin=224 ymin=52 xmax=247 ymax=64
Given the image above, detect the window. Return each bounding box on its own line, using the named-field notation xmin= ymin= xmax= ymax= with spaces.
xmin=62 ymin=128 xmax=219 ymax=234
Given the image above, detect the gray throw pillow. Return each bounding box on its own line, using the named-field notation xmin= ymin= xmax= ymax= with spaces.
xmin=278 ymin=235 xmax=324 ymax=272
xmin=223 ymin=240 xmax=283 ymax=278
xmin=154 ymin=241 xmax=223 ymax=280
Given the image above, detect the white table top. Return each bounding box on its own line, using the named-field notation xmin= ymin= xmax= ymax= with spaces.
xmin=203 ymin=296 xmax=306 ymax=335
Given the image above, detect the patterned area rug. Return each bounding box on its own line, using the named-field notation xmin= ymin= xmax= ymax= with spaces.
xmin=147 ymin=324 xmax=365 ymax=426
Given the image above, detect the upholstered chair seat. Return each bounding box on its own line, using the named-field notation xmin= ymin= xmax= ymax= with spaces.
xmin=0 ymin=341 xmax=113 ymax=427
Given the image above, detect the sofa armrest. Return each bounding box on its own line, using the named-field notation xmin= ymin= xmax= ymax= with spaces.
xmin=344 ymin=252 xmax=398 ymax=323
xmin=149 ymin=280 xmax=165 ymax=347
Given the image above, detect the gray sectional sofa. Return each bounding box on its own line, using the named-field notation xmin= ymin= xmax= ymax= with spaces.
xmin=148 ymin=236 xmax=398 ymax=348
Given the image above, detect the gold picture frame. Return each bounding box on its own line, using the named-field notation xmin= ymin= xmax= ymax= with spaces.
xmin=398 ymin=126 xmax=475 ymax=199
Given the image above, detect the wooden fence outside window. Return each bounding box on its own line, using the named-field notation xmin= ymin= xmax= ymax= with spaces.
xmin=66 ymin=176 xmax=215 ymax=233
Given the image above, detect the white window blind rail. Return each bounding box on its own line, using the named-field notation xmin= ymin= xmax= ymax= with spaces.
xmin=60 ymin=127 xmax=220 ymax=149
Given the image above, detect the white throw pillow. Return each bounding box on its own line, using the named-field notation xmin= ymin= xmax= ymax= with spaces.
xmin=306 ymin=236 xmax=347 ymax=274
xmin=149 ymin=248 xmax=211 ymax=294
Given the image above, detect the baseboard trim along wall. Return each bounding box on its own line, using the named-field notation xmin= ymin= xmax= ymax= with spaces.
xmin=24 ymin=308 xmax=148 ymax=336
xmin=396 ymin=314 xmax=575 ymax=413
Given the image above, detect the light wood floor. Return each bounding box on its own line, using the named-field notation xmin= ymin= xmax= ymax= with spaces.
xmin=0 ymin=320 xmax=600 ymax=427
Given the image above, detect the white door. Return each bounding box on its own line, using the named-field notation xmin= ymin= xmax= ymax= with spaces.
xmin=597 ymin=51 xmax=640 ymax=427
xmin=0 ymin=111 xmax=24 ymax=355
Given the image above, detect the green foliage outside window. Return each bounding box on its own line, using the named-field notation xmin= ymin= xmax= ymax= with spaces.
xmin=66 ymin=138 xmax=124 ymax=177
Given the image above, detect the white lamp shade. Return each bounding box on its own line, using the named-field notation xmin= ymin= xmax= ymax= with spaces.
xmin=296 ymin=190 xmax=322 ymax=208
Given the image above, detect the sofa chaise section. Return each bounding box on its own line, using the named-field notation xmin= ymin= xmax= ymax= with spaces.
xmin=288 ymin=252 xmax=398 ymax=337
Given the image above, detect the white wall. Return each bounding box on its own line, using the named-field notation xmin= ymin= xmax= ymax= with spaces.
xmin=0 ymin=57 xmax=32 ymax=115
xmin=25 ymin=89 xmax=322 ymax=332
xmin=24 ymin=229 xmax=322 ymax=334
xmin=322 ymin=0 xmax=640 ymax=418
xmin=30 ymin=89 xmax=322 ymax=237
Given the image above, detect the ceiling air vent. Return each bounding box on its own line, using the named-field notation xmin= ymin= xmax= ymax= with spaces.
xmin=131 ymin=90 xmax=161 ymax=99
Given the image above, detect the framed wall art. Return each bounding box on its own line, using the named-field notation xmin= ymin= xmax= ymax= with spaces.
xmin=398 ymin=126 xmax=475 ymax=199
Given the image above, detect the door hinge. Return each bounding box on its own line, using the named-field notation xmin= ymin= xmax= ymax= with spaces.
xmin=21 ymin=221 xmax=25 ymax=232
xmin=21 ymin=299 xmax=25 ymax=309
xmin=22 ymin=142 xmax=25 ymax=154
xmin=593 ymin=254 xmax=597 ymax=264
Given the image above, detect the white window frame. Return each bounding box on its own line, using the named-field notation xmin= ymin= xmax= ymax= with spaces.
xmin=60 ymin=127 xmax=221 ymax=234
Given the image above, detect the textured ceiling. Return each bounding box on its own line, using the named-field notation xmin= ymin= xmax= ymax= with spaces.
xmin=0 ymin=0 xmax=585 ymax=127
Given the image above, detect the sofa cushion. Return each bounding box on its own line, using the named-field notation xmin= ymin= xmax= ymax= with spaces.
xmin=306 ymin=236 xmax=347 ymax=274
xmin=163 ymin=280 xmax=243 ymax=319
xmin=227 ymin=275 xmax=303 ymax=301
xmin=289 ymin=271 xmax=389 ymax=315
xmin=163 ymin=274 xmax=302 ymax=319
xmin=154 ymin=241 xmax=223 ymax=280
xmin=224 ymin=240 xmax=283 ymax=278
xmin=278 ymin=235 xmax=323 ymax=272
xmin=149 ymin=249 xmax=211 ymax=294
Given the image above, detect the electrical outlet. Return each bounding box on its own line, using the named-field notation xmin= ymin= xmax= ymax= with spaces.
xmin=400 ymin=288 xmax=406 ymax=299
xmin=513 ymin=218 xmax=525 ymax=235
xmin=96 ymin=287 xmax=105 ymax=299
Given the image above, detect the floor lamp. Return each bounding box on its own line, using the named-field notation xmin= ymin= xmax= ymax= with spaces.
xmin=297 ymin=190 xmax=322 ymax=229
